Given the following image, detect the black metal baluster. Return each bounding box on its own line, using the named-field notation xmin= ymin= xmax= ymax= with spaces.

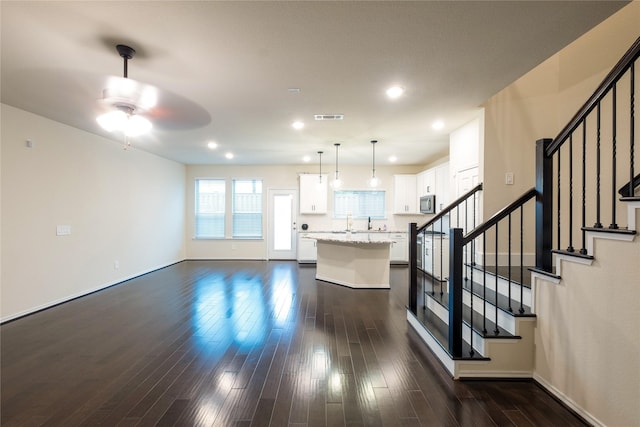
xmin=439 ymin=220 xmax=444 ymax=295
xmin=611 ymin=85 xmax=619 ymax=229
xmin=494 ymin=225 xmax=500 ymax=335
xmin=568 ymin=134 xmax=575 ymax=252
xmin=557 ymin=149 xmax=562 ymax=250
xmin=464 ymin=199 xmax=468 ymax=281
xmin=431 ymin=224 xmax=435 ymax=295
xmin=508 ymin=213 xmax=513 ymax=312
xmin=630 ymin=63 xmax=635 ymax=198
xmin=469 ymin=238 xmax=475 ymax=357
xmin=519 ymin=205 xmax=525 ymax=314
xmin=580 ymin=119 xmax=588 ymax=255
xmin=482 ymin=231 xmax=487 ymax=335
xmin=595 ymin=103 xmax=602 ymax=228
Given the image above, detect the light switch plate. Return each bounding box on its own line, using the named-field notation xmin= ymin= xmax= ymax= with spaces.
xmin=56 ymin=225 xmax=71 ymax=236
xmin=505 ymin=172 xmax=514 ymax=185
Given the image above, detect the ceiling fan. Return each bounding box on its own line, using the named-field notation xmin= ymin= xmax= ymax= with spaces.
xmin=96 ymin=44 xmax=157 ymax=137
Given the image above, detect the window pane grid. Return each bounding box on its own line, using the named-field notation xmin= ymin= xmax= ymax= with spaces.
xmin=334 ymin=190 xmax=385 ymax=219
xmin=195 ymin=179 xmax=225 ymax=238
xmin=233 ymin=179 xmax=263 ymax=238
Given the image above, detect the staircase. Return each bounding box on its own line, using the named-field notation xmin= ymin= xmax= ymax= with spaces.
xmin=407 ymin=36 xmax=640 ymax=380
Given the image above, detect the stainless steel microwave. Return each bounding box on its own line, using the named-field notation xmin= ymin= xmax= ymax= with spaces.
xmin=420 ymin=194 xmax=435 ymax=214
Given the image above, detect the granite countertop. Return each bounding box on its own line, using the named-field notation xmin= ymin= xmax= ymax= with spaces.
xmin=304 ymin=232 xmax=396 ymax=244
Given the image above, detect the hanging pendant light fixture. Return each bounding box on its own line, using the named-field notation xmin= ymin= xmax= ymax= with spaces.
xmin=317 ymin=151 xmax=324 ymax=186
xmin=332 ymin=143 xmax=343 ymax=189
xmin=368 ymin=140 xmax=380 ymax=187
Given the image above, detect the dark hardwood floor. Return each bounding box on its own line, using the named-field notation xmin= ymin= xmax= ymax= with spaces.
xmin=1 ymin=260 xmax=586 ymax=426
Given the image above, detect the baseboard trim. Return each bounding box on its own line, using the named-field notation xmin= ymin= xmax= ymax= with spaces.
xmin=533 ymin=373 xmax=604 ymax=427
xmin=1 ymin=259 xmax=185 ymax=324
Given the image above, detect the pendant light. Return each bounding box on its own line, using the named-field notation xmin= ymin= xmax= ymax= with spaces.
xmin=332 ymin=143 xmax=343 ymax=189
xmin=368 ymin=140 xmax=380 ymax=187
xmin=317 ymin=151 xmax=324 ymax=186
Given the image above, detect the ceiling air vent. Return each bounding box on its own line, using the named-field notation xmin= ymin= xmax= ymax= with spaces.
xmin=314 ymin=114 xmax=344 ymax=121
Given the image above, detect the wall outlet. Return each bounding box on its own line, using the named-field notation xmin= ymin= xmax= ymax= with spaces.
xmin=114 ymin=260 xmax=120 ymax=270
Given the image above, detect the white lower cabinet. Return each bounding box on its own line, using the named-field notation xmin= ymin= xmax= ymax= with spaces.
xmin=297 ymin=236 xmax=317 ymax=263
xmin=389 ymin=233 xmax=408 ymax=264
xmin=423 ymin=235 xmax=449 ymax=280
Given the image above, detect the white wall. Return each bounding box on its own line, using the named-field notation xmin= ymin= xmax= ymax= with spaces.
xmin=1 ymin=105 xmax=186 ymax=321
xmin=481 ymin=3 xmax=640 ymax=425
xmin=186 ymin=163 xmax=425 ymax=260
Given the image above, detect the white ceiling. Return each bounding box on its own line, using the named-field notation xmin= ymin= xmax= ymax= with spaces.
xmin=1 ymin=1 xmax=628 ymax=166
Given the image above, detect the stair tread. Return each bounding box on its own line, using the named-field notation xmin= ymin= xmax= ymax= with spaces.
xmin=582 ymin=226 xmax=636 ymax=235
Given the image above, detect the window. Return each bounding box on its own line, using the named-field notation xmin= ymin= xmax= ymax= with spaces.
xmin=334 ymin=190 xmax=385 ymax=219
xmin=232 ymin=179 xmax=263 ymax=238
xmin=195 ymin=179 xmax=225 ymax=238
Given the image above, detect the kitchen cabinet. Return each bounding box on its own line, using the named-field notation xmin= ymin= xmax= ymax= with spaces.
xmin=416 ymin=169 xmax=435 ymax=198
xmin=299 ymin=174 xmax=328 ymax=214
xmin=434 ymin=163 xmax=450 ymax=212
xmin=423 ymin=235 xmax=449 ymax=281
xmin=297 ymin=234 xmax=317 ymax=263
xmin=389 ymin=232 xmax=408 ymax=263
xmin=393 ymin=174 xmax=418 ymax=214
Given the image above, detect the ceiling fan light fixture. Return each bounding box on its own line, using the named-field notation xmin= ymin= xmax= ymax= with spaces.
xmin=97 ymin=44 xmax=154 ymax=138
xmin=96 ymin=109 xmax=128 ymax=132
xmin=97 ymin=107 xmax=152 ymax=137
xmin=124 ymin=114 xmax=152 ymax=137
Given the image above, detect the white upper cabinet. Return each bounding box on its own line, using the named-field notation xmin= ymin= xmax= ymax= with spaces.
xmin=434 ymin=163 xmax=450 ymax=212
xmin=416 ymin=169 xmax=436 ymax=197
xmin=299 ymin=174 xmax=328 ymax=214
xmin=393 ymin=174 xmax=418 ymax=214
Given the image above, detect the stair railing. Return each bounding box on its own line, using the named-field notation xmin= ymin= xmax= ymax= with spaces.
xmin=541 ymin=37 xmax=639 ymax=262
xmin=449 ymin=189 xmax=537 ymax=357
xmin=408 ymin=183 xmax=483 ymax=314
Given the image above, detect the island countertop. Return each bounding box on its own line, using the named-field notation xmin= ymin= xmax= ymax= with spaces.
xmin=303 ymin=232 xmax=396 ymax=244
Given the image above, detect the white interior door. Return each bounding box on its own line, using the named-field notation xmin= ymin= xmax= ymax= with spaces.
xmin=268 ymin=189 xmax=297 ymax=260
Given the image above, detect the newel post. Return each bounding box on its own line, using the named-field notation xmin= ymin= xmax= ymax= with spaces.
xmin=536 ymin=138 xmax=553 ymax=272
xmin=448 ymin=228 xmax=463 ymax=358
xmin=408 ymin=222 xmax=418 ymax=313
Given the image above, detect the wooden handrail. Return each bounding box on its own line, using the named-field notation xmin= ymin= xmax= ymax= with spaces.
xmin=547 ymin=36 xmax=640 ymax=156
xmin=463 ymin=188 xmax=537 ymax=243
xmin=417 ymin=183 xmax=483 ymax=233
xmin=619 ymin=173 xmax=640 ymax=197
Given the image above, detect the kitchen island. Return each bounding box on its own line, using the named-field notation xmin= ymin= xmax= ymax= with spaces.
xmin=306 ymin=233 xmax=396 ymax=289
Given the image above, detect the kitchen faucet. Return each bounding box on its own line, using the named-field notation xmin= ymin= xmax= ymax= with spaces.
xmin=367 ymin=217 xmax=372 ymax=230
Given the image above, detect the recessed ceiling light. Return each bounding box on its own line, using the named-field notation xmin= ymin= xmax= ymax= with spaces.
xmin=386 ymin=86 xmax=404 ymax=99
xmin=292 ymin=121 xmax=304 ymax=130
xmin=207 ymin=141 xmax=218 ymax=149
xmin=303 ymin=155 xmax=311 ymax=163
xmin=225 ymin=152 xmax=234 ymax=159
xmin=389 ymin=155 xmax=398 ymax=162
xmin=432 ymin=120 xmax=445 ymax=130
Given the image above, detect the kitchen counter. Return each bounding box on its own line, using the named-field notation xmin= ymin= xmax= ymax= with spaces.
xmin=305 ymin=232 xmax=396 ymax=244
xmin=306 ymin=233 xmax=393 ymax=289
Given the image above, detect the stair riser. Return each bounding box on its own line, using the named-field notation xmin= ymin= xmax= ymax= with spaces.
xmin=425 ymin=289 xmax=516 ymax=334
xmin=424 ymin=292 xmax=518 ymax=354
xmin=463 ymin=266 xmax=532 ymax=307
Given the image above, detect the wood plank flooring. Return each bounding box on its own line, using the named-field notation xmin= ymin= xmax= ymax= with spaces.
xmin=1 ymin=260 xmax=586 ymax=426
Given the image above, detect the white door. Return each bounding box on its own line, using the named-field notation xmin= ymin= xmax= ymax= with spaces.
xmin=268 ymin=189 xmax=297 ymax=260
xmin=455 ymin=167 xmax=480 ymax=233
